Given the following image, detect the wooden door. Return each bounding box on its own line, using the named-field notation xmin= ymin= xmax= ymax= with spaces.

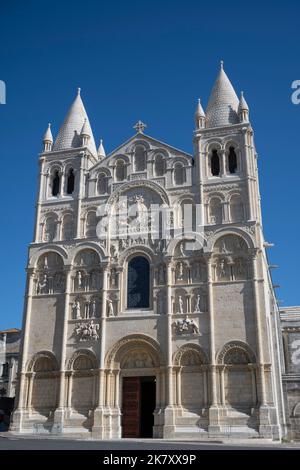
xmin=122 ymin=377 xmax=140 ymax=437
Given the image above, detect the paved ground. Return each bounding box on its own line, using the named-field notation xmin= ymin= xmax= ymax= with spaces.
xmin=0 ymin=435 xmax=299 ymax=450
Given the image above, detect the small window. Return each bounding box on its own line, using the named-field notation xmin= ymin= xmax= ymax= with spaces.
xmin=52 ymin=171 xmax=60 ymax=196
xmin=116 ymin=160 xmax=126 ymax=181
xmin=134 ymin=146 xmax=146 ymax=172
xmin=174 ymin=163 xmax=186 ymax=186
xmin=154 ymin=154 xmax=165 ymax=176
xmin=97 ymin=173 xmax=107 ymax=194
xmin=66 ymin=169 xmax=75 ymax=194
xmin=228 ymin=147 xmax=238 ymax=174
xmin=211 ymin=150 xmax=220 ymax=176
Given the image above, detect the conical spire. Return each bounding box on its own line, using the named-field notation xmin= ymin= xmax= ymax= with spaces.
xmin=81 ymin=118 xmax=91 ymax=137
xmin=53 ymin=88 xmax=97 ymax=156
xmin=43 ymin=123 xmax=53 ymax=143
xmin=43 ymin=123 xmax=53 ymax=151
xmin=195 ymin=98 xmax=205 ymax=129
xmin=206 ymin=61 xmax=239 ymax=128
xmin=195 ymin=98 xmax=205 ymax=118
xmin=238 ymin=91 xmax=249 ymax=122
xmin=238 ymin=91 xmax=249 ymax=111
xmin=97 ymin=139 xmax=106 ymax=159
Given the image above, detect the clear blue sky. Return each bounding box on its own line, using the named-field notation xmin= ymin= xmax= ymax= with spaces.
xmin=0 ymin=0 xmax=299 ymax=330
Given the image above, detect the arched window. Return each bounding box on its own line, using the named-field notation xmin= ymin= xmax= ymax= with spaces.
xmin=211 ymin=150 xmax=220 ymax=176
xmin=228 ymin=147 xmax=238 ymax=174
xmin=71 ymin=354 xmax=96 ymax=413
xmin=62 ymin=214 xmax=74 ymax=240
xmin=230 ymin=195 xmax=244 ymax=222
xmin=209 ymin=197 xmax=222 ymax=225
xmin=30 ymin=354 xmax=58 ymax=416
xmin=51 ymin=170 xmax=60 ymax=196
xmin=66 ymin=168 xmax=75 ymax=194
xmin=223 ymin=348 xmax=255 ymax=409
xmin=86 ymin=211 xmax=97 ymax=237
xmin=174 ymin=163 xmax=186 ymax=186
xmin=127 ymin=256 xmax=150 ymax=309
xmin=43 ymin=215 xmax=57 ymax=242
xmin=134 ymin=146 xmax=146 ymax=172
xmin=97 ymin=172 xmax=107 ymax=194
xmin=154 ymin=154 xmax=165 ymax=176
xmin=116 ymin=159 xmax=126 ymax=181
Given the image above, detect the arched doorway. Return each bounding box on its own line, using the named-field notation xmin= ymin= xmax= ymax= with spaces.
xmin=127 ymin=256 xmax=150 ymax=309
xmin=105 ymin=335 xmax=163 ymax=439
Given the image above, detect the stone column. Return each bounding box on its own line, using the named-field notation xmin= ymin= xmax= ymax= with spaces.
xmin=92 ymin=265 xmax=110 ymax=438
xmin=162 ymin=259 xmax=175 ymax=438
xmin=206 ymin=254 xmax=221 ymax=434
xmin=52 ymin=267 xmax=72 ymax=432
xmin=34 ymin=157 xmax=46 ymax=243
xmin=241 ymin=128 xmax=254 ymax=221
xmin=251 ymin=252 xmax=274 ymax=436
xmin=75 ymin=153 xmax=85 ymax=238
xmin=10 ymin=270 xmax=35 ymax=431
xmin=220 ymin=150 xmax=227 ymax=177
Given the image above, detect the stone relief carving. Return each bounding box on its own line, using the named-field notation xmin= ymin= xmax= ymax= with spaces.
xmin=74 ymin=321 xmax=100 ymax=342
xmin=174 ymin=315 xmax=199 ymax=335
xmin=35 ymin=271 xmax=65 ymax=295
xmin=71 ymin=297 xmax=100 ymax=319
xmin=122 ymin=351 xmax=154 ymax=369
xmin=73 ymin=269 xmax=100 ymax=291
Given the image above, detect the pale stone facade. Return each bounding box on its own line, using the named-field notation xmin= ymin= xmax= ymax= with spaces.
xmin=11 ymin=64 xmax=287 ymax=439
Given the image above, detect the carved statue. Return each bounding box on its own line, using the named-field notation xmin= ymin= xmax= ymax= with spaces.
xmin=178 ymin=295 xmax=184 ymax=314
xmin=90 ymin=299 xmax=97 ymax=317
xmin=76 ymin=270 xmax=83 ymax=289
xmin=107 ymin=297 xmax=114 ymax=317
xmin=194 ymin=294 xmax=201 ymax=313
xmin=37 ymin=274 xmax=48 ymax=294
xmin=72 ymin=299 xmax=81 ymax=319
xmin=111 ymin=268 xmax=117 ymax=287
xmin=177 ymin=262 xmax=184 ymax=280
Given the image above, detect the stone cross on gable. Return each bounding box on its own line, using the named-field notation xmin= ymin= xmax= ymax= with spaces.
xmin=133 ymin=120 xmax=147 ymax=134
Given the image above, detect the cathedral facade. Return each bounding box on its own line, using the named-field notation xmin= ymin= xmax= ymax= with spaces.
xmin=11 ymin=64 xmax=287 ymax=439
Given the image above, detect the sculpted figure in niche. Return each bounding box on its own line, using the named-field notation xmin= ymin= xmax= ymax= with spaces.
xmin=107 ymin=297 xmax=115 ymax=317
xmin=90 ymin=299 xmax=97 ymax=317
xmin=218 ymin=259 xmax=228 ymax=280
xmin=76 ymin=270 xmax=83 ymax=289
xmin=110 ymin=268 xmax=117 ymax=288
xmin=72 ymin=299 xmax=81 ymax=319
xmin=178 ymin=295 xmax=184 ymax=314
xmin=194 ymin=294 xmax=201 ymax=313
xmin=37 ymin=274 xmax=48 ymax=294
xmin=177 ymin=262 xmax=184 ymax=281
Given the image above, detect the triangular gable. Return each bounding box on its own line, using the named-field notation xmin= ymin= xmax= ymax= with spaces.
xmin=90 ymin=132 xmax=192 ymax=171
